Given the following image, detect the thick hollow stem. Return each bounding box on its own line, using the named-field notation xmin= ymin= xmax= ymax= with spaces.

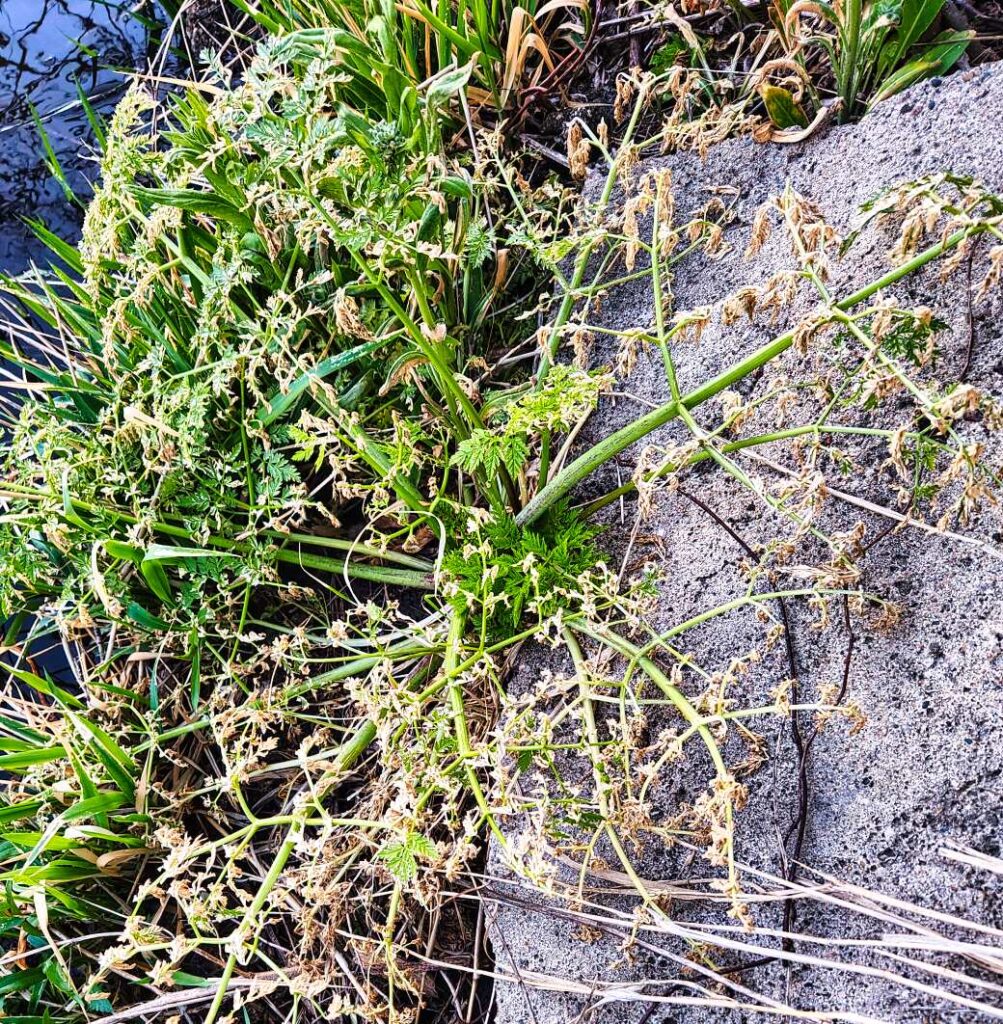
xmin=518 ymin=226 xmax=974 ymax=526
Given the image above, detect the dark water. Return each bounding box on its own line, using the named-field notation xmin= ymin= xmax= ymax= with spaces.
xmin=0 ymin=1 xmax=157 ymax=273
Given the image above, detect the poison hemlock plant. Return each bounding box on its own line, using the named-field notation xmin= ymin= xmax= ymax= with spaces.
xmin=0 ymin=17 xmax=1001 ymax=1024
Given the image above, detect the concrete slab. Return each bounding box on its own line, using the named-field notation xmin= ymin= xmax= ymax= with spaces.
xmin=488 ymin=65 xmax=1003 ymax=1023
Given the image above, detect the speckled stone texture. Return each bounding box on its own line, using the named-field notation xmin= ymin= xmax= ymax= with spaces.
xmin=488 ymin=65 xmax=1003 ymax=1023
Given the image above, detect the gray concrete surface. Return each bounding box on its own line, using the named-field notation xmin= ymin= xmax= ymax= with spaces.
xmin=488 ymin=65 xmax=1003 ymax=1023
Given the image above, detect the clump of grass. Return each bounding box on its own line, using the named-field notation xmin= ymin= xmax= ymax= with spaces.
xmin=236 ymin=0 xmax=590 ymax=120
xmin=1 ymin=11 xmax=1001 ymax=1024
